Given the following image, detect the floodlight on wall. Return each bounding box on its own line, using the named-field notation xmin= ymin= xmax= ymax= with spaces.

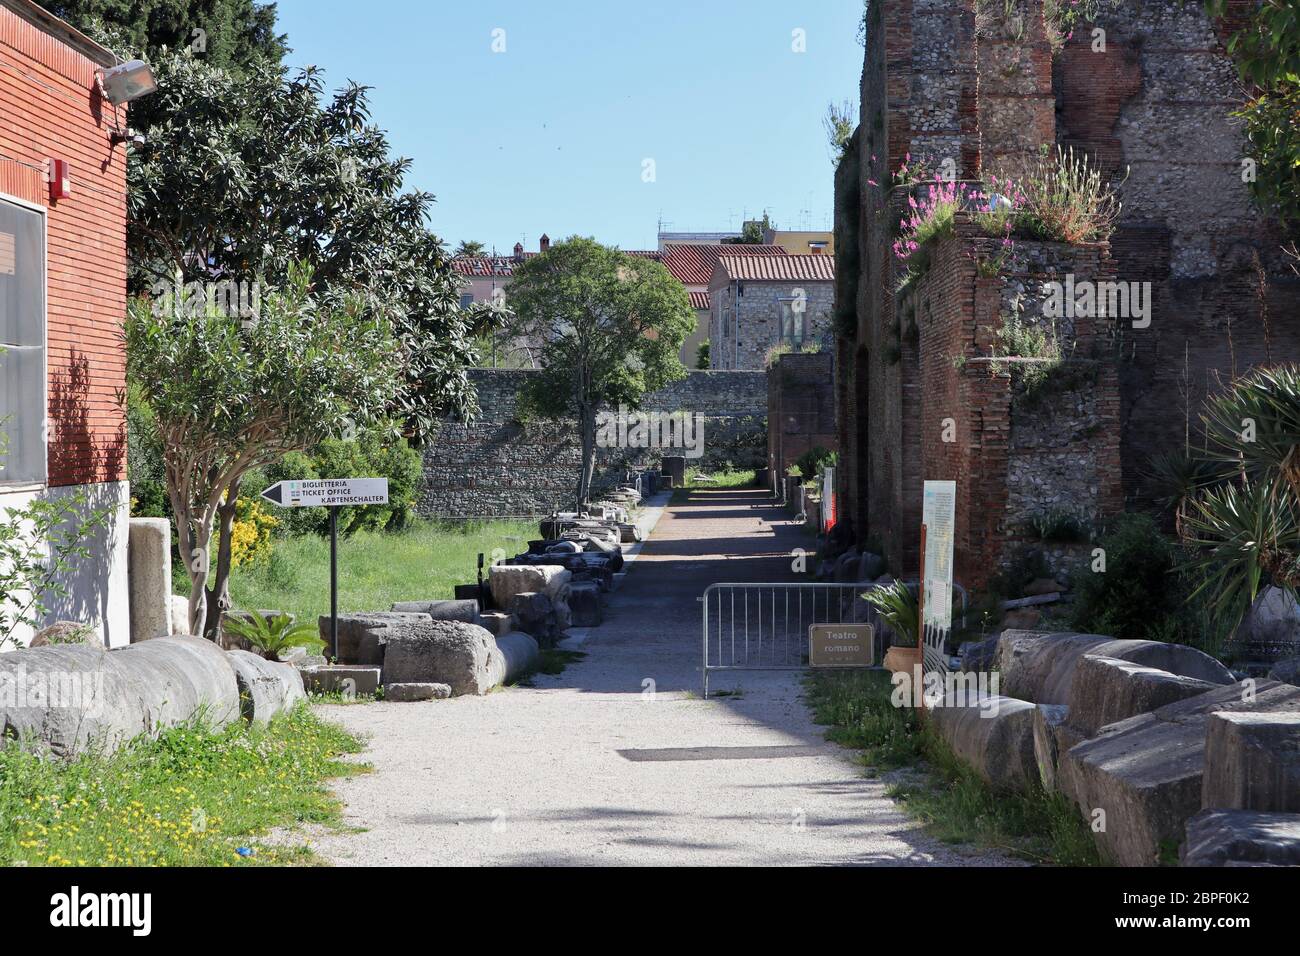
xmin=98 ymin=59 xmax=157 ymax=105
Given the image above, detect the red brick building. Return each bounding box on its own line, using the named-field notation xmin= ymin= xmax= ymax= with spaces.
xmin=0 ymin=0 xmax=130 ymax=645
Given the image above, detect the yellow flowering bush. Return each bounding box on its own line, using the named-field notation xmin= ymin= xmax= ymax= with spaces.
xmin=229 ymin=497 xmax=278 ymax=568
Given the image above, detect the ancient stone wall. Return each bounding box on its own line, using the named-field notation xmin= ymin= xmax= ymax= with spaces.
xmin=767 ymin=352 xmax=838 ymax=494
xmin=836 ymin=0 xmax=1299 ymax=589
xmin=419 ymin=369 xmax=767 ymax=517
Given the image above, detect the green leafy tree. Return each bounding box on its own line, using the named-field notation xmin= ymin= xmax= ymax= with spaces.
xmin=123 ymin=48 xmax=491 ymax=437
xmin=44 ymin=0 xmax=286 ymax=73
xmin=1199 ymin=0 xmax=1300 ymax=232
xmin=454 ymin=240 xmax=487 ymax=258
xmin=505 ymin=237 xmax=694 ymax=507
xmin=125 ymin=264 xmax=403 ymax=640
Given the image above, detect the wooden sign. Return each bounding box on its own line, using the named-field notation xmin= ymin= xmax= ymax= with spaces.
xmin=809 ymin=623 xmax=875 ymax=668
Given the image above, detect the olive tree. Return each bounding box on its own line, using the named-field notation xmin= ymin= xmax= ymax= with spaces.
xmin=125 ymin=265 xmax=402 ymax=638
xmin=505 ymin=237 xmax=694 ymax=507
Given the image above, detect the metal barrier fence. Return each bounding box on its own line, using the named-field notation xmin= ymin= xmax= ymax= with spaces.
xmin=700 ymin=580 xmax=967 ymax=698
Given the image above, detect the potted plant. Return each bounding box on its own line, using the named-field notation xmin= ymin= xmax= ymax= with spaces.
xmin=863 ymin=580 xmax=923 ymax=674
xmin=222 ymin=611 xmax=324 ymax=662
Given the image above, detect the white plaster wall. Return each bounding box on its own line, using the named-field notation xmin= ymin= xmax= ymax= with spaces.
xmin=0 ymin=479 xmax=130 ymax=648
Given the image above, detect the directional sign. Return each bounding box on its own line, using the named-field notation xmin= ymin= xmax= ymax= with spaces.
xmin=260 ymin=478 xmax=389 ymax=509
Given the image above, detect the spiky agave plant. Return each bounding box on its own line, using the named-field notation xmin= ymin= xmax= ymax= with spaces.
xmin=1201 ymin=365 xmax=1300 ymax=495
xmin=1183 ymin=477 xmax=1300 ymax=634
xmin=862 ymin=580 xmax=920 ymax=647
xmin=1145 ymin=449 xmax=1217 ymax=540
xmin=223 ymin=612 xmax=324 ymax=662
xmin=1183 ymin=365 xmax=1300 ymax=634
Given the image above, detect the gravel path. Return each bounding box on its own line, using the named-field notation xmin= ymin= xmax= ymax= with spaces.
xmin=310 ymin=488 xmax=1015 ymax=866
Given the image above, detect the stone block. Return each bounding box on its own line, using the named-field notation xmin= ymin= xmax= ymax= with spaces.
xmin=226 ymin=650 xmax=305 ymax=724
xmin=478 ymin=611 xmax=514 ymax=637
xmin=384 ymin=682 xmax=452 ymax=702
xmin=1268 ymin=657 xmax=1300 ymax=688
xmin=996 ymin=631 xmax=1233 ymax=705
xmin=318 ymin=612 xmax=431 ymax=666
xmin=128 ymin=518 xmax=172 ymax=643
xmin=568 ymin=581 xmax=601 ymax=627
xmin=380 ymin=620 xmax=505 ymax=696
xmin=0 ymin=636 xmax=240 ymax=756
xmin=30 ymin=621 xmax=101 ymax=649
xmin=495 ymin=631 xmax=541 ymax=684
xmin=1058 ymin=680 xmax=1300 ymax=867
xmin=1068 ymin=655 xmax=1222 ymax=737
xmin=488 ymin=564 xmax=572 ymax=610
xmin=297 ymin=664 xmax=381 ymax=697
xmin=508 ymin=591 xmax=560 ymax=646
xmin=1203 ymin=711 xmax=1300 ymax=813
xmin=1033 ymin=703 xmax=1071 ymax=792
xmin=390 ymin=599 xmax=481 ymax=625
xmin=928 ymin=693 xmax=1040 ymax=792
xmin=169 ymin=595 xmax=191 ymax=637
xmin=1181 ymin=809 xmax=1300 ymax=867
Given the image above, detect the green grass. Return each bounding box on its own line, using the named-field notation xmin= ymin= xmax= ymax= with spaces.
xmin=672 ymin=468 xmax=757 ymax=502
xmin=226 ymin=518 xmax=537 ymax=621
xmin=0 ymin=707 xmax=365 ymax=866
xmin=807 ymin=670 xmax=1105 ymax=865
xmin=806 ymin=671 xmax=923 ymax=771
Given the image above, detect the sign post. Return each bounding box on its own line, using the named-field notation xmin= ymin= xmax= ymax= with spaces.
xmin=260 ymin=478 xmax=389 ymax=661
xmin=920 ymin=480 xmax=956 ymax=684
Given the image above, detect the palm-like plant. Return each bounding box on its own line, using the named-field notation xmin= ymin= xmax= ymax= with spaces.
xmin=862 ymin=580 xmax=920 ymax=647
xmin=1183 ymin=477 xmax=1300 ymax=630
xmin=222 ymin=612 xmax=324 ymax=662
xmin=1145 ymin=449 xmax=1217 ymax=540
xmin=1201 ymin=365 xmax=1300 ymax=493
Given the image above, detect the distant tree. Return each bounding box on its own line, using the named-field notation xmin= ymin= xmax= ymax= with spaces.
xmin=505 ymin=238 xmax=694 ymax=507
xmin=696 ymin=340 xmax=711 ymax=370
xmin=454 ymin=240 xmax=487 ymax=258
xmin=45 ymin=0 xmax=287 ymax=73
xmin=727 ymin=213 xmax=772 ymax=244
xmin=124 ymin=49 xmax=493 ymax=438
xmin=125 ymin=265 xmax=403 ymax=639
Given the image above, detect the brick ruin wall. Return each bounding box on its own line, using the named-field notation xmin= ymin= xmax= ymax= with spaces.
xmin=836 ymin=0 xmax=1300 ymax=585
xmin=419 ymin=369 xmax=767 ymax=517
xmin=767 ymin=351 xmax=838 ymax=494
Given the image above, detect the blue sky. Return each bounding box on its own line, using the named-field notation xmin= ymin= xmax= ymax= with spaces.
xmin=273 ymin=0 xmax=865 ymax=253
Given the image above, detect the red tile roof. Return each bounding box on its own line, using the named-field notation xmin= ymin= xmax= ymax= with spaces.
xmin=713 ymin=254 xmax=835 ymax=283
xmin=689 ymin=291 xmax=710 ymax=311
xmin=660 ymin=244 xmax=788 ymax=286
xmin=451 ymin=243 xmax=793 ymax=287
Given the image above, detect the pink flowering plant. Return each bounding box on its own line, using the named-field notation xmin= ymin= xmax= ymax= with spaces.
xmin=893 ymin=170 xmax=1027 ymax=284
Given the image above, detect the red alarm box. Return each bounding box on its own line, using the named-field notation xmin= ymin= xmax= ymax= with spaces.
xmin=48 ymin=158 xmax=71 ymax=200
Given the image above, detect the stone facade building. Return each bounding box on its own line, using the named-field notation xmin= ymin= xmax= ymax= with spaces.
xmin=708 ymin=255 xmax=836 ymax=370
xmin=834 ymin=0 xmax=1300 ymax=589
